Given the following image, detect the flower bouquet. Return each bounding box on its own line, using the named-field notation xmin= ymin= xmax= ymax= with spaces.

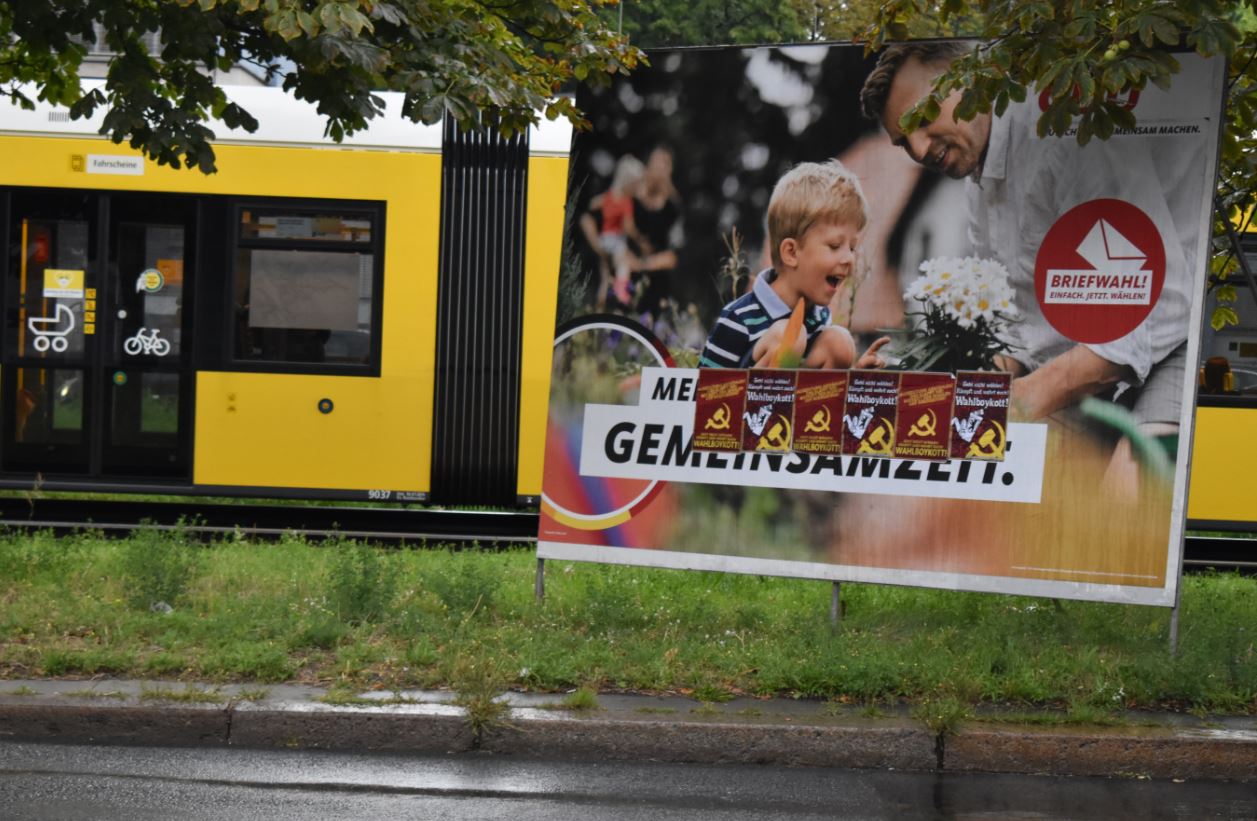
xmin=893 ymin=256 xmax=1019 ymax=372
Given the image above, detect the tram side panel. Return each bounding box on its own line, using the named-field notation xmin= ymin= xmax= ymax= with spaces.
xmin=192 ymin=145 xmax=440 ymax=497
xmin=516 ymin=154 xmax=568 ymax=502
xmin=1187 ymin=404 xmax=1257 ymax=530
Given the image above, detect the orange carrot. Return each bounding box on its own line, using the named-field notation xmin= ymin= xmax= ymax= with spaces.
xmin=772 ymin=298 xmax=806 ymax=368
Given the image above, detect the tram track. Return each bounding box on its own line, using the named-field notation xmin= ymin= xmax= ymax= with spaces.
xmin=0 ymin=497 xmax=537 ymax=546
xmin=0 ymin=497 xmax=1250 ymax=570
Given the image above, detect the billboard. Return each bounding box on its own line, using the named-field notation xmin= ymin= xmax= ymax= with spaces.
xmin=538 ymin=42 xmax=1225 ymax=606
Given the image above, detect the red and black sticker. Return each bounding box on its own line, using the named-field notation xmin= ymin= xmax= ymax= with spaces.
xmin=742 ymin=370 xmax=797 ymax=452
xmin=893 ymin=372 xmax=955 ymax=461
xmin=950 ymin=371 xmax=1011 ymax=461
xmin=792 ymin=370 xmax=848 ymax=455
xmin=691 ymin=369 xmax=747 ymax=452
xmin=841 ymin=370 xmax=900 ymax=457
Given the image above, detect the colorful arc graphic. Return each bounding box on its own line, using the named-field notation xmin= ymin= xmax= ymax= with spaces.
xmin=540 ymin=315 xmax=673 ymax=532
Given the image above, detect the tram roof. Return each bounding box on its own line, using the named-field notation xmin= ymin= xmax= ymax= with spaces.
xmin=0 ymin=82 xmax=573 ymax=157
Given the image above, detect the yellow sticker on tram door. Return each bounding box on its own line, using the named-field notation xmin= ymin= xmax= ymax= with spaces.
xmin=43 ymin=268 xmax=84 ymax=299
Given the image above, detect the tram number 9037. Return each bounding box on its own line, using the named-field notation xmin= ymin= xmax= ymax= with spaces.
xmin=367 ymin=490 xmax=393 ymax=500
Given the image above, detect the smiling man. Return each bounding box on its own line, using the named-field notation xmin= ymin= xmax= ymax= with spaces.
xmin=860 ymin=42 xmax=1208 ymax=484
xmin=867 ymin=43 xmax=992 ymax=181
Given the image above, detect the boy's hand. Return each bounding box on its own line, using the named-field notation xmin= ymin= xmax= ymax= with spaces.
xmin=752 ymin=318 xmax=806 ymax=368
xmin=856 ymin=336 xmax=891 ymax=369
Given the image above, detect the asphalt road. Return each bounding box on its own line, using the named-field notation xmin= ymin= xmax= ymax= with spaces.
xmin=1 ymin=742 xmax=1255 ymax=820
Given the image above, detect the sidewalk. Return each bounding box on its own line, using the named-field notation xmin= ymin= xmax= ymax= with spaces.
xmin=2 ymin=679 xmax=1255 ymax=782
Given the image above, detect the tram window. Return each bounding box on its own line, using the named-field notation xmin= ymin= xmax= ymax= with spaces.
xmin=232 ymin=205 xmax=379 ymax=369
xmin=240 ymin=210 xmax=372 ymax=244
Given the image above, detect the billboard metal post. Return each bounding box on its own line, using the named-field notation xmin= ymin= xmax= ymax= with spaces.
xmin=1169 ymin=601 xmax=1181 ymax=656
xmin=830 ymin=582 xmax=842 ymax=629
xmin=535 ymin=558 xmax=545 ymax=602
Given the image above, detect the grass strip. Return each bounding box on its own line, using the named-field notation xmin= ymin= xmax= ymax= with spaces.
xmin=0 ymin=531 xmax=1254 ymax=716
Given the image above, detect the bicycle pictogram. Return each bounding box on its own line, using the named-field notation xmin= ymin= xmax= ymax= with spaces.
xmin=123 ymin=327 xmax=171 ymax=357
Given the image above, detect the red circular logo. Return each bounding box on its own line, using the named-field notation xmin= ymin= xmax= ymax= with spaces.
xmin=1033 ymin=199 xmax=1165 ymax=344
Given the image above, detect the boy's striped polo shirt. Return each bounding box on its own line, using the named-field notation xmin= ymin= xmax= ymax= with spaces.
xmin=700 ymin=269 xmax=832 ymax=368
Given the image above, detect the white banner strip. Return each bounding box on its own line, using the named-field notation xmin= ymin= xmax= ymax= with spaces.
xmin=579 ymin=368 xmax=1046 ymax=504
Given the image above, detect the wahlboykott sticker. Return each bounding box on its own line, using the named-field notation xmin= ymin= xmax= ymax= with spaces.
xmin=841 ymin=370 xmax=900 ymax=458
xmin=692 ymin=369 xmax=746 ymax=452
xmin=950 ymin=371 xmax=1011 ymax=461
xmin=792 ymin=371 xmax=848 ymax=455
xmin=742 ymin=370 xmax=797 ymax=452
xmin=894 ymin=372 xmax=955 ymax=461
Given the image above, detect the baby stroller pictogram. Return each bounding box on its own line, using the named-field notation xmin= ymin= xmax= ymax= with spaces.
xmin=27 ymin=304 xmax=76 ymax=353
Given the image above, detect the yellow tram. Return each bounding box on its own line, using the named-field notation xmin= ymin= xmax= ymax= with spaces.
xmin=0 ymin=85 xmax=567 ymax=505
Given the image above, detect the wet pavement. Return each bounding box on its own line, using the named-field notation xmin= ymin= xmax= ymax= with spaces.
xmin=2 ymin=741 xmax=1256 ymax=820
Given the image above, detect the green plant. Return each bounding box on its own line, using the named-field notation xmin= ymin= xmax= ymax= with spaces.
xmin=117 ymin=523 xmax=202 ymax=610
xmin=424 ymin=551 xmax=502 ymax=617
xmin=62 ymin=689 xmax=128 ymax=700
xmin=319 ymin=684 xmax=375 ymax=707
xmin=912 ymin=695 xmax=973 ymax=737
xmin=324 ymin=542 xmax=395 ymax=624
xmin=142 ymin=653 xmax=189 ymax=676
xmin=561 ymin=686 xmax=601 ymax=711
xmin=0 ymin=529 xmax=88 ymax=581
xmin=293 ymin=618 xmax=349 ymax=650
xmin=450 ymin=645 xmax=513 ymax=746
xmin=692 ymin=683 xmax=735 ymax=703
xmin=859 ymin=700 xmax=888 ymax=719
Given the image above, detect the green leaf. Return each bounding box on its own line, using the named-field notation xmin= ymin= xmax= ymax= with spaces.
xmin=921 ymin=94 xmax=941 ymax=123
xmin=994 ymin=89 xmax=1010 ymax=117
xmin=1211 ymin=305 xmax=1240 ymax=330
xmin=1093 ymin=108 xmax=1115 ymax=140
xmin=1076 ymin=115 xmax=1093 ymax=145
xmin=1077 ymin=69 xmax=1096 ymax=107
xmin=955 ymin=89 xmax=978 ymax=121
xmin=301 ymin=9 xmax=321 ymax=36
xmin=275 ymin=10 xmax=301 ymax=40
xmin=1151 ymin=15 xmax=1180 ymax=47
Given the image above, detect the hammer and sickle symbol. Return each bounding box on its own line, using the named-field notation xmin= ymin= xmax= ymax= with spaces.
xmin=803 ymin=406 xmax=831 ymax=433
xmin=856 ymin=418 xmax=895 ymax=455
xmin=966 ymin=420 xmax=1007 ymax=459
xmin=759 ymin=414 xmax=793 ymax=451
xmin=705 ymin=403 xmax=732 ymax=430
xmin=908 ymin=409 xmax=937 ymax=438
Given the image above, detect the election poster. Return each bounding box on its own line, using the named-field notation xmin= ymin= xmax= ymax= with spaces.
xmin=538 ymin=42 xmax=1225 ymax=606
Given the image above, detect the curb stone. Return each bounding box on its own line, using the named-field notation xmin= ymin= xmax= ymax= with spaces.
xmin=946 ymin=724 xmax=1257 ymax=781
xmin=1 ymin=680 xmax=1255 ymax=781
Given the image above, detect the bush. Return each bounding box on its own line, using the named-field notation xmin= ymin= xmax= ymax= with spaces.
xmin=325 ymin=542 xmax=395 ymax=624
xmin=118 ymin=525 xmax=202 ymax=610
xmin=0 ymin=529 xmax=89 ymax=581
xmin=423 ymin=550 xmax=502 ymax=616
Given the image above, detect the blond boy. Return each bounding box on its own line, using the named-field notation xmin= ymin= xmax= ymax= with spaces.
xmin=700 ymin=160 xmax=888 ymax=369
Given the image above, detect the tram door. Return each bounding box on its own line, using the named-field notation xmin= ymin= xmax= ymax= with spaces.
xmin=2 ymin=190 xmax=194 ymax=479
